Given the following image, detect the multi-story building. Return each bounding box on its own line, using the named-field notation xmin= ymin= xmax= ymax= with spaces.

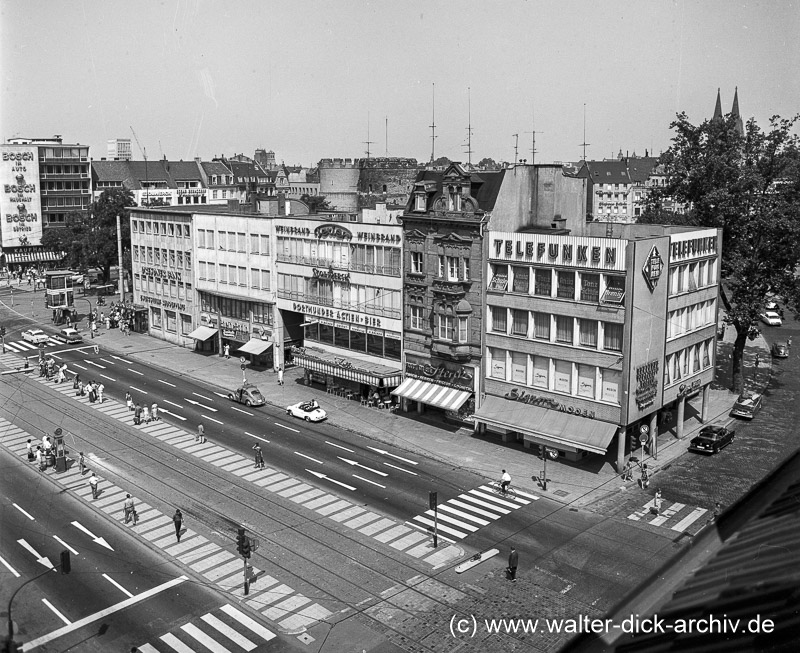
xmin=129 ymin=207 xmax=195 ymax=344
xmin=277 ymin=206 xmax=405 ymax=396
xmin=474 ymin=224 xmax=721 ymax=472
xmin=196 ymin=160 xmax=236 ymax=205
xmin=285 ymin=166 xmax=320 ymax=200
xmin=106 ymin=139 xmax=132 ymax=161
xmin=92 ymin=160 xmax=208 ymax=207
xmin=1 ymin=136 xmax=90 ymax=267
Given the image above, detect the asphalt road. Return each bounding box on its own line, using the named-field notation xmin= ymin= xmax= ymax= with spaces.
xmin=0 ymin=447 xmax=288 ymax=653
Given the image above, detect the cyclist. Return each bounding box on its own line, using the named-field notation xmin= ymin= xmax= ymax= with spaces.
xmin=500 ymin=469 xmax=512 ymax=495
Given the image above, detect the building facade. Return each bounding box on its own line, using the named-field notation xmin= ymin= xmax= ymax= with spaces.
xmin=276 ymin=210 xmax=404 ymax=396
xmin=107 ymin=139 xmax=132 ymax=161
xmin=473 ymin=224 xmax=721 ymax=471
xmin=130 ymin=208 xmax=196 ymax=344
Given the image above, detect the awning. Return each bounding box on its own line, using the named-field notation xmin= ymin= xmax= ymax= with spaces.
xmin=473 ymin=396 xmax=618 ymax=455
xmin=292 ymin=348 xmax=401 ymax=387
xmin=4 ymin=250 xmax=65 ymax=264
xmin=186 ymin=326 xmax=218 ymax=341
xmin=391 ymin=378 xmax=472 ymax=411
xmin=237 ymin=339 xmax=272 ymax=356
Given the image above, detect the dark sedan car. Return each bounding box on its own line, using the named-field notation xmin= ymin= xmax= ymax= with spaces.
xmin=771 ymin=342 xmax=789 ymax=358
xmin=689 ymin=425 xmax=735 ymax=455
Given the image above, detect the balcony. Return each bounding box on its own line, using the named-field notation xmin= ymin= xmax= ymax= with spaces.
xmin=431 ymin=339 xmax=473 ymax=362
xmin=275 ymin=254 xmax=401 ymax=277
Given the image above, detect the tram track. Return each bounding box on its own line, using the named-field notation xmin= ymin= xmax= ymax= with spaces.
xmin=1 ymin=373 xmax=480 ymax=640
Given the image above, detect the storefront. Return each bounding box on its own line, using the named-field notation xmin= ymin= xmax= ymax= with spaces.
xmin=392 ymin=356 xmax=476 ymax=424
xmin=291 ymin=345 xmax=402 ymax=402
xmin=198 ymin=311 xmax=275 ymax=366
xmin=186 ymin=324 xmax=218 ymax=352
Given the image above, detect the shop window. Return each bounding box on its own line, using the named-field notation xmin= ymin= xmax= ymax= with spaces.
xmin=555 ymin=316 xmax=573 ymax=344
xmin=553 ymin=360 xmax=572 ymax=394
xmin=319 ymin=323 xmax=334 ymax=344
xmin=350 ymin=329 xmax=367 ymax=352
xmin=577 ymin=364 xmax=595 ymax=398
xmin=385 ymin=336 xmax=401 ymax=360
xmin=491 ymin=306 xmax=507 ymax=333
xmin=334 ymin=326 xmax=350 ymax=348
xmin=601 ymin=369 xmax=621 ymax=403
xmin=511 ymin=266 xmax=529 ymax=293
xmin=489 ymin=348 xmax=506 ymax=379
xmin=165 ymin=310 xmax=177 ymax=333
xmin=367 ymin=333 xmax=383 ymax=357
xmin=532 ymin=356 xmax=549 ymax=388
xmin=556 ymin=271 xmax=575 ymax=299
xmin=304 ymin=323 xmax=319 ymax=341
xmin=151 ymin=308 xmax=162 ymax=328
xmin=180 ymin=314 xmax=192 ymax=335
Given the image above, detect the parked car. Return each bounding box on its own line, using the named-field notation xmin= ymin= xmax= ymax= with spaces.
xmin=54 ymin=328 xmax=83 ymax=344
xmin=760 ymin=311 xmax=782 ymax=326
xmin=227 ymin=383 xmax=266 ymax=407
xmin=765 ymin=300 xmax=778 ymax=311
xmin=689 ymin=425 xmax=735 ymax=454
xmin=772 ymin=342 xmax=789 ymax=358
xmin=21 ymin=329 xmax=49 ymax=344
xmin=730 ymin=391 xmax=763 ymax=420
xmin=286 ymin=400 xmax=327 ymax=422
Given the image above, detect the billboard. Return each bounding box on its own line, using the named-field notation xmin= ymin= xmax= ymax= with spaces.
xmin=1 ymin=146 xmax=42 ymax=247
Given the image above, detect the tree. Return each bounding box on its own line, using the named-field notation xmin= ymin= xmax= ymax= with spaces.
xmin=477 ymin=157 xmax=499 ymax=170
xmin=644 ymin=111 xmax=800 ymax=392
xmin=431 ymin=156 xmax=451 ymax=168
xmin=300 ymin=194 xmax=332 ymax=213
xmin=42 ymin=189 xmax=135 ymax=283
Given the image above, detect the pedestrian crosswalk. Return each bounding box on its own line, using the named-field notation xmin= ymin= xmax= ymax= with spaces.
xmin=407 ymin=485 xmax=538 ymax=541
xmin=627 ymin=498 xmax=708 ymax=531
xmin=136 ymin=603 xmax=276 ymax=652
xmin=3 ymin=337 xmax=62 ymax=353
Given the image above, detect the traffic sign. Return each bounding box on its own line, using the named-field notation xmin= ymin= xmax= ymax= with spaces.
xmin=639 ymin=424 xmax=649 ymax=434
xmin=240 ymin=356 xmax=246 ymax=364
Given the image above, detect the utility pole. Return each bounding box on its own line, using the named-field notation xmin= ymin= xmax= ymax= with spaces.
xmin=429 ymin=83 xmax=437 ymax=164
xmin=116 ymin=214 xmax=124 ymax=302
xmin=579 ymin=103 xmax=591 ymax=162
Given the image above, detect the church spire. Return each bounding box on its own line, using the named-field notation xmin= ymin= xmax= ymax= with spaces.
xmin=731 ymin=86 xmax=744 ymax=136
xmin=713 ymin=87 xmax=723 ymax=121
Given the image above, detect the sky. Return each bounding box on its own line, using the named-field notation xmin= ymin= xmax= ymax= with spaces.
xmin=1 ymin=0 xmax=798 ymax=167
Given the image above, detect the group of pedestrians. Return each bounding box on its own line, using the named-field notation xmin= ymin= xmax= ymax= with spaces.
xmin=27 ymin=436 xmax=54 ymax=471
xmin=128 ymin=392 xmax=159 ymax=425
xmin=71 ymin=374 xmax=105 ymax=403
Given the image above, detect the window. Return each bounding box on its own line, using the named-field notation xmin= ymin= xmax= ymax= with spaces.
xmin=489 ymin=264 xmax=508 ymax=291
xmin=436 ymin=314 xmax=454 ymax=340
xmin=603 ymin=322 xmax=623 ymax=351
xmin=169 ymin=250 xmax=175 ymax=267
xmin=578 ymin=319 xmax=598 ymax=347
xmin=133 ymin=246 xmax=139 ymax=262
xmin=151 ymin=307 xmax=162 ymax=328
xmin=512 ymin=266 xmax=529 ymax=293
xmin=462 ymin=258 xmax=470 ymax=280
xmin=554 ymin=360 xmax=572 ymax=393
xmin=199 ymin=261 xmax=207 ymax=280
xmin=410 ymin=306 xmax=425 ymax=330
xmin=250 ymin=234 xmax=260 ymax=253
xmin=251 ymin=269 xmax=260 ymax=288
xmin=580 ymin=273 xmax=600 ymax=302
xmin=185 ymin=252 xmax=191 ymax=270
xmin=532 ymin=356 xmax=549 ymax=388
xmin=155 ymin=249 xmax=161 ymax=265
xmin=438 ymin=255 xmax=445 ymax=278
xmin=556 ymin=271 xmax=575 ymax=299
xmin=165 ymin=310 xmax=177 ymax=333
xmin=238 ymin=266 xmax=246 ymax=286
xmin=511 ymin=352 xmax=527 ymax=383
xmin=491 ymin=306 xmax=507 ymax=333
xmin=177 ymin=251 xmax=183 ymax=268
xmin=458 ymin=316 xmax=468 ymax=342
xmin=447 ymin=256 xmax=458 ymax=281
xmin=601 ymin=369 xmax=621 ymax=403
xmin=260 ymin=235 xmax=269 ymax=255
xmin=260 ymin=270 xmax=269 ymax=290
xmin=601 ymin=275 xmax=626 ymax=304
xmin=181 ymin=314 xmax=193 ymax=335
xmin=533 ymin=312 xmax=550 ymax=340
xmin=534 ymin=268 xmax=551 ymax=296
xmin=511 ymin=309 xmax=528 ymax=336
xmin=414 ymin=194 xmax=426 ymax=211
xmin=555 ymin=316 xmax=573 ymax=343
xmin=411 ymin=251 xmax=423 ymax=273
xmin=219 ymin=264 xmax=227 ymax=283
xmin=490 ymin=348 xmax=506 ymax=379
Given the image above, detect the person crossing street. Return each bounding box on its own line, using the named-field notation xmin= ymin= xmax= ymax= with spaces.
xmin=89 ymin=472 xmax=99 ymax=499
xmin=123 ymin=494 xmax=137 ymax=524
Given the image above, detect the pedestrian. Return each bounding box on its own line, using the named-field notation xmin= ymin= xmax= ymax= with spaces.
xmin=788 ymin=336 xmax=792 ymax=351
xmin=142 ymin=404 xmax=150 ymax=423
xmin=277 ymin=365 xmax=284 ymax=386
xmin=134 ymin=403 xmax=142 ymax=425
xmin=97 ymin=382 xmax=105 ymax=403
xmin=35 ymin=446 xmax=44 ymax=471
xmin=77 ymin=381 xmax=85 ymax=397
xmin=224 ymin=343 xmax=230 ymax=359
xmin=126 ymin=391 xmax=133 ymax=411
xmin=123 ymin=494 xmax=137 ymax=524
xmin=59 ymin=364 xmax=68 ymax=384
xmin=78 ymin=451 xmax=86 ymax=475
xmin=42 ymin=435 xmax=52 ymax=453
xmin=640 ymin=463 xmax=650 ymax=489
xmin=711 ymin=501 xmax=722 ymax=523
xmin=173 ymin=509 xmax=183 ymax=541
xmin=622 ymin=459 xmax=633 ymax=482
xmin=91 ymin=321 xmax=97 ymax=338
xmin=196 ymin=423 xmax=205 ymax=443
xmin=755 ymin=354 xmax=760 ymax=369
xmin=151 ymin=402 xmax=159 ymax=421
xmin=653 ymin=489 xmax=662 ymax=515
xmin=52 ymin=309 xmax=57 ymax=323
xmin=508 ymin=546 xmax=519 ymax=582
xmin=89 ymin=472 xmax=99 ymax=499
xmin=26 ymin=438 xmax=34 ymax=462
xmin=252 ymin=443 xmax=263 ymax=468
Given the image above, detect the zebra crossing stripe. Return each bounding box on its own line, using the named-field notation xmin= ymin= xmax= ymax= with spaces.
xmin=438 ymin=503 xmax=490 ymax=526
xmin=160 ymin=632 xmax=194 ymax=652
xmin=181 ymin=622 xmax=231 ymax=653
xmin=461 ymin=492 xmax=512 ymax=514
xmin=412 ymin=515 xmax=469 ymax=539
xmin=201 ymin=613 xmax=257 ymax=651
xmin=671 ymin=507 xmax=708 ymax=531
xmin=422 ymin=508 xmax=479 ymax=532
xmin=220 ymin=604 xmax=277 ymax=641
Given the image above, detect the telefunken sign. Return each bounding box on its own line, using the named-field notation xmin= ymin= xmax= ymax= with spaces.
xmin=493 ymin=238 xmax=619 ymax=268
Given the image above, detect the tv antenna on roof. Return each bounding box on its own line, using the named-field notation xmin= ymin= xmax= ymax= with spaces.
xmin=526 ymin=104 xmax=543 ymax=167
xmin=429 ymin=83 xmax=437 ymax=163
xmin=579 ymin=103 xmax=591 ymax=161
xmin=463 ymin=87 xmax=474 ymax=166
xmin=363 ymin=113 xmax=374 ymax=160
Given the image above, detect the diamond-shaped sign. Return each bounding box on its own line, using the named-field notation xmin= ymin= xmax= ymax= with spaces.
xmin=642 ymin=245 xmax=664 ymax=292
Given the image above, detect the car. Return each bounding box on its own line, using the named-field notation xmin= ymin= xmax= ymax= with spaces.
xmin=54 ymin=328 xmax=83 ymax=344
xmin=689 ymin=425 xmax=735 ymax=454
xmin=730 ymin=391 xmax=763 ymax=420
xmin=765 ymin=300 xmax=778 ymax=311
xmin=286 ymin=400 xmax=327 ymax=422
xmin=227 ymin=383 xmax=266 ymax=407
xmin=760 ymin=311 xmax=782 ymax=326
xmin=772 ymin=342 xmax=789 ymax=358
xmin=21 ymin=329 xmax=49 ymax=344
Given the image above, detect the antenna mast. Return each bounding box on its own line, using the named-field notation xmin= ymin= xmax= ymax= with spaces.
xmin=579 ymin=103 xmax=591 ymax=161
xmin=130 ymin=126 xmax=149 ymax=206
xmin=385 ymin=116 xmax=388 ymax=156
xmin=363 ymin=112 xmax=374 ymax=160
xmin=464 ymin=87 xmax=474 ymax=167
xmin=512 ymin=133 xmax=519 ymax=164
xmin=525 ymin=105 xmax=543 ymax=167
xmin=429 ymin=83 xmax=437 ymax=164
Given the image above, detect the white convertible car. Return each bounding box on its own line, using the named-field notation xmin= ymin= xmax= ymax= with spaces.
xmin=286 ymin=401 xmax=327 ymax=422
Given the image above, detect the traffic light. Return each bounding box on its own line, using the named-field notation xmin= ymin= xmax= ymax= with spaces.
xmin=429 ymin=491 xmax=438 ymax=511
xmin=0 ymin=325 xmax=6 ymax=337
xmin=241 ymin=535 xmax=251 ymax=559
xmin=629 ymin=433 xmax=638 ymax=452
xmin=236 ymin=527 xmax=245 ymax=556
xmin=60 ymin=550 xmax=71 ymax=574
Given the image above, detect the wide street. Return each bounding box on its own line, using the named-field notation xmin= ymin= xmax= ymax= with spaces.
xmin=2 ymin=284 xmax=795 ymax=653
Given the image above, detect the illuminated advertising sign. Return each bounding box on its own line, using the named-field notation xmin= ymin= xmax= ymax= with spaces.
xmin=1 ymin=146 xmax=42 ymax=247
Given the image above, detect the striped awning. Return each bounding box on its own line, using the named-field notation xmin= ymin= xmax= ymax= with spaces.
xmin=391 ymin=378 xmax=472 ymax=411
xmin=237 ymin=339 xmax=272 ymax=356
xmin=186 ymin=326 xmax=218 ymax=341
xmin=4 ymin=250 xmax=65 ymax=264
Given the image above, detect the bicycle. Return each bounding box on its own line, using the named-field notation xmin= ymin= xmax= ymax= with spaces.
xmin=489 ymin=479 xmax=517 ymax=500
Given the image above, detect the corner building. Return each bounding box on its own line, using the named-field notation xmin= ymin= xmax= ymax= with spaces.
xmin=474 ymin=224 xmax=721 ymax=472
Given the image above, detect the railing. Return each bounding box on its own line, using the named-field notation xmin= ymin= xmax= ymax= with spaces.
xmin=276 ymin=290 xmax=401 ymax=319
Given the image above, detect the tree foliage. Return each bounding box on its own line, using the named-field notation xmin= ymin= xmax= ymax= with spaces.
xmin=42 ymin=189 xmax=135 ymax=283
xmin=477 ymin=157 xmax=500 ymax=170
xmin=431 ymin=156 xmax=452 ymax=168
xmin=643 ymin=111 xmax=800 ymax=391
xmin=300 ymin=193 xmax=332 ymax=213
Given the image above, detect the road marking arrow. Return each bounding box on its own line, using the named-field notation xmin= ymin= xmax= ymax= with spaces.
xmin=184 ymin=398 xmax=218 ymax=412
xmin=71 ymin=521 xmax=114 ymax=550
xmin=383 ymin=462 xmax=418 ymax=476
xmin=163 ymin=399 xmax=183 ymax=408
xmin=366 ymin=446 xmax=418 ymax=465
xmin=337 ymin=456 xmax=388 ymax=476
xmin=306 ymin=469 xmax=356 ymax=491
xmin=17 ymin=539 xmax=54 ymax=569
xmin=212 ymin=392 xmax=229 ymax=399
xmin=295 ymin=451 xmax=323 ymax=464
xmin=160 ymin=409 xmax=187 ymax=421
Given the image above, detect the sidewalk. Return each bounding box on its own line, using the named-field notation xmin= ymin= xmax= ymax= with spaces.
xmin=2 ymin=285 xmax=772 ymax=509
